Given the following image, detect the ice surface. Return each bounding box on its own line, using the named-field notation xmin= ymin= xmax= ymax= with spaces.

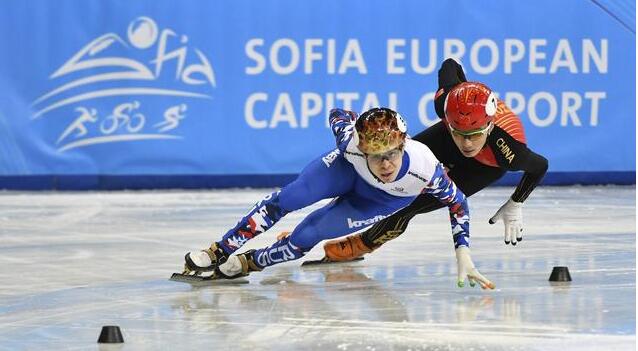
xmin=0 ymin=186 xmax=635 ymax=350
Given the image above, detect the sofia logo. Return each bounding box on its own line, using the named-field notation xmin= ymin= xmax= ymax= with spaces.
xmin=31 ymin=17 xmax=216 ymax=152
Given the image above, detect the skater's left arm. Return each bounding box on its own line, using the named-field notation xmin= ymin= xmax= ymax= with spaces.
xmin=509 ymin=148 xmax=548 ymax=203
xmin=422 ymin=163 xmax=495 ymax=290
xmin=488 ymin=128 xmax=549 ymax=245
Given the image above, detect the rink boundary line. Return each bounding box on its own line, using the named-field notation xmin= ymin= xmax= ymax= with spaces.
xmin=283 ymin=317 xmax=571 ymax=333
xmin=0 ymin=254 xmax=114 ymax=281
xmin=115 ymin=317 xmax=636 ymax=342
xmin=3 ymin=321 xmax=636 ymax=344
xmin=0 ymin=289 xmax=183 ymax=330
xmin=123 ymin=316 xmax=570 ymax=334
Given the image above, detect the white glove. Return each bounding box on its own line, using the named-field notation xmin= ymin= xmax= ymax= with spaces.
xmin=455 ymin=246 xmax=495 ymax=289
xmin=489 ymin=198 xmax=523 ymax=246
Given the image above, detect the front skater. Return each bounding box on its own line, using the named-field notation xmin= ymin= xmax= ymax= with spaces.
xmin=182 ymin=107 xmax=494 ymax=289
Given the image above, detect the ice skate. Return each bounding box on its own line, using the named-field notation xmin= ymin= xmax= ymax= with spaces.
xmin=214 ymin=250 xmax=262 ymax=280
xmin=171 ymin=249 xmax=261 ymax=285
xmin=302 ymin=234 xmax=370 ymax=266
xmin=182 ymin=242 xmax=228 ymax=276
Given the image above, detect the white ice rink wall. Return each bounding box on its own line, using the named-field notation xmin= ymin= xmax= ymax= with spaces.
xmin=0 ymin=0 xmax=634 ymax=189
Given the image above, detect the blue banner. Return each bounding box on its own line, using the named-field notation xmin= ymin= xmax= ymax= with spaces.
xmin=0 ymin=0 xmax=634 ymax=188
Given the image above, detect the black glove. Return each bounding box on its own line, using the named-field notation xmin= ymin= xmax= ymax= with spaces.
xmin=439 ymin=58 xmax=467 ymax=89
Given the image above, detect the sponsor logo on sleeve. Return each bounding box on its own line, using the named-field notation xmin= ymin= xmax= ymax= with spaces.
xmin=322 ymin=149 xmax=341 ymax=167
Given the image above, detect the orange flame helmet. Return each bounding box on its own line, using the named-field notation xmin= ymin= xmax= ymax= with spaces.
xmin=354 ymin=107 xmax=407 ymax=154
xmin=444 ymin=82 xmax=498 ymax=131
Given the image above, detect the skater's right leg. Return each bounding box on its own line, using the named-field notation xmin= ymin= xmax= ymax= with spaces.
xmin=219 ymin=187 xmax=412 ymax=274
xmin=183 ymin=189 xmax=288 ymax=274
xmin=216 ymin=149 xmax=356 ymax=254
xmin=184 ymin=149 xmax=356 ymax=274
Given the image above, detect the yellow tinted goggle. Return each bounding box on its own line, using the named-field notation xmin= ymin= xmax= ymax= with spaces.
xmin=449 ymin=123 xmax=492 ymax=140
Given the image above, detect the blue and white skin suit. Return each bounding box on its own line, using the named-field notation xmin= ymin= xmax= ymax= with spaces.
xmin=217 ymin=109 xmax=470 ymax=269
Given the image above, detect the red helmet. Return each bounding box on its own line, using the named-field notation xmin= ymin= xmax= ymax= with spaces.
xmin=355 ymin=107 xmax=407 ymax=154
xmin=444 ymin=82 xmax=497 ymax=131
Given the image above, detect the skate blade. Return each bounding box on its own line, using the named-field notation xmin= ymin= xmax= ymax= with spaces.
xmin=301 ymin=256 xmax=364 ymax=266
xmin=169 ymin=273 xmax=249 ymax=285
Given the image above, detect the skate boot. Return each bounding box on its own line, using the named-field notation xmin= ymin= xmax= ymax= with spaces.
xmin=214 ymin=250 xmax=263 ymax=280
xmin=183 ymin=242 xmax=229 ymax=276
xmin=300 ymin=233 xmax=371 ymax=266
xmin=323 ymin=233 xmax=373 ymax=262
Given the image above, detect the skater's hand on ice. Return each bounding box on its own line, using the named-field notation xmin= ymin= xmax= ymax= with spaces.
xmin=489 ymin=198 xmax=523 ymax=246
xmin=455 ymin=246 xmax=495 ymax=290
